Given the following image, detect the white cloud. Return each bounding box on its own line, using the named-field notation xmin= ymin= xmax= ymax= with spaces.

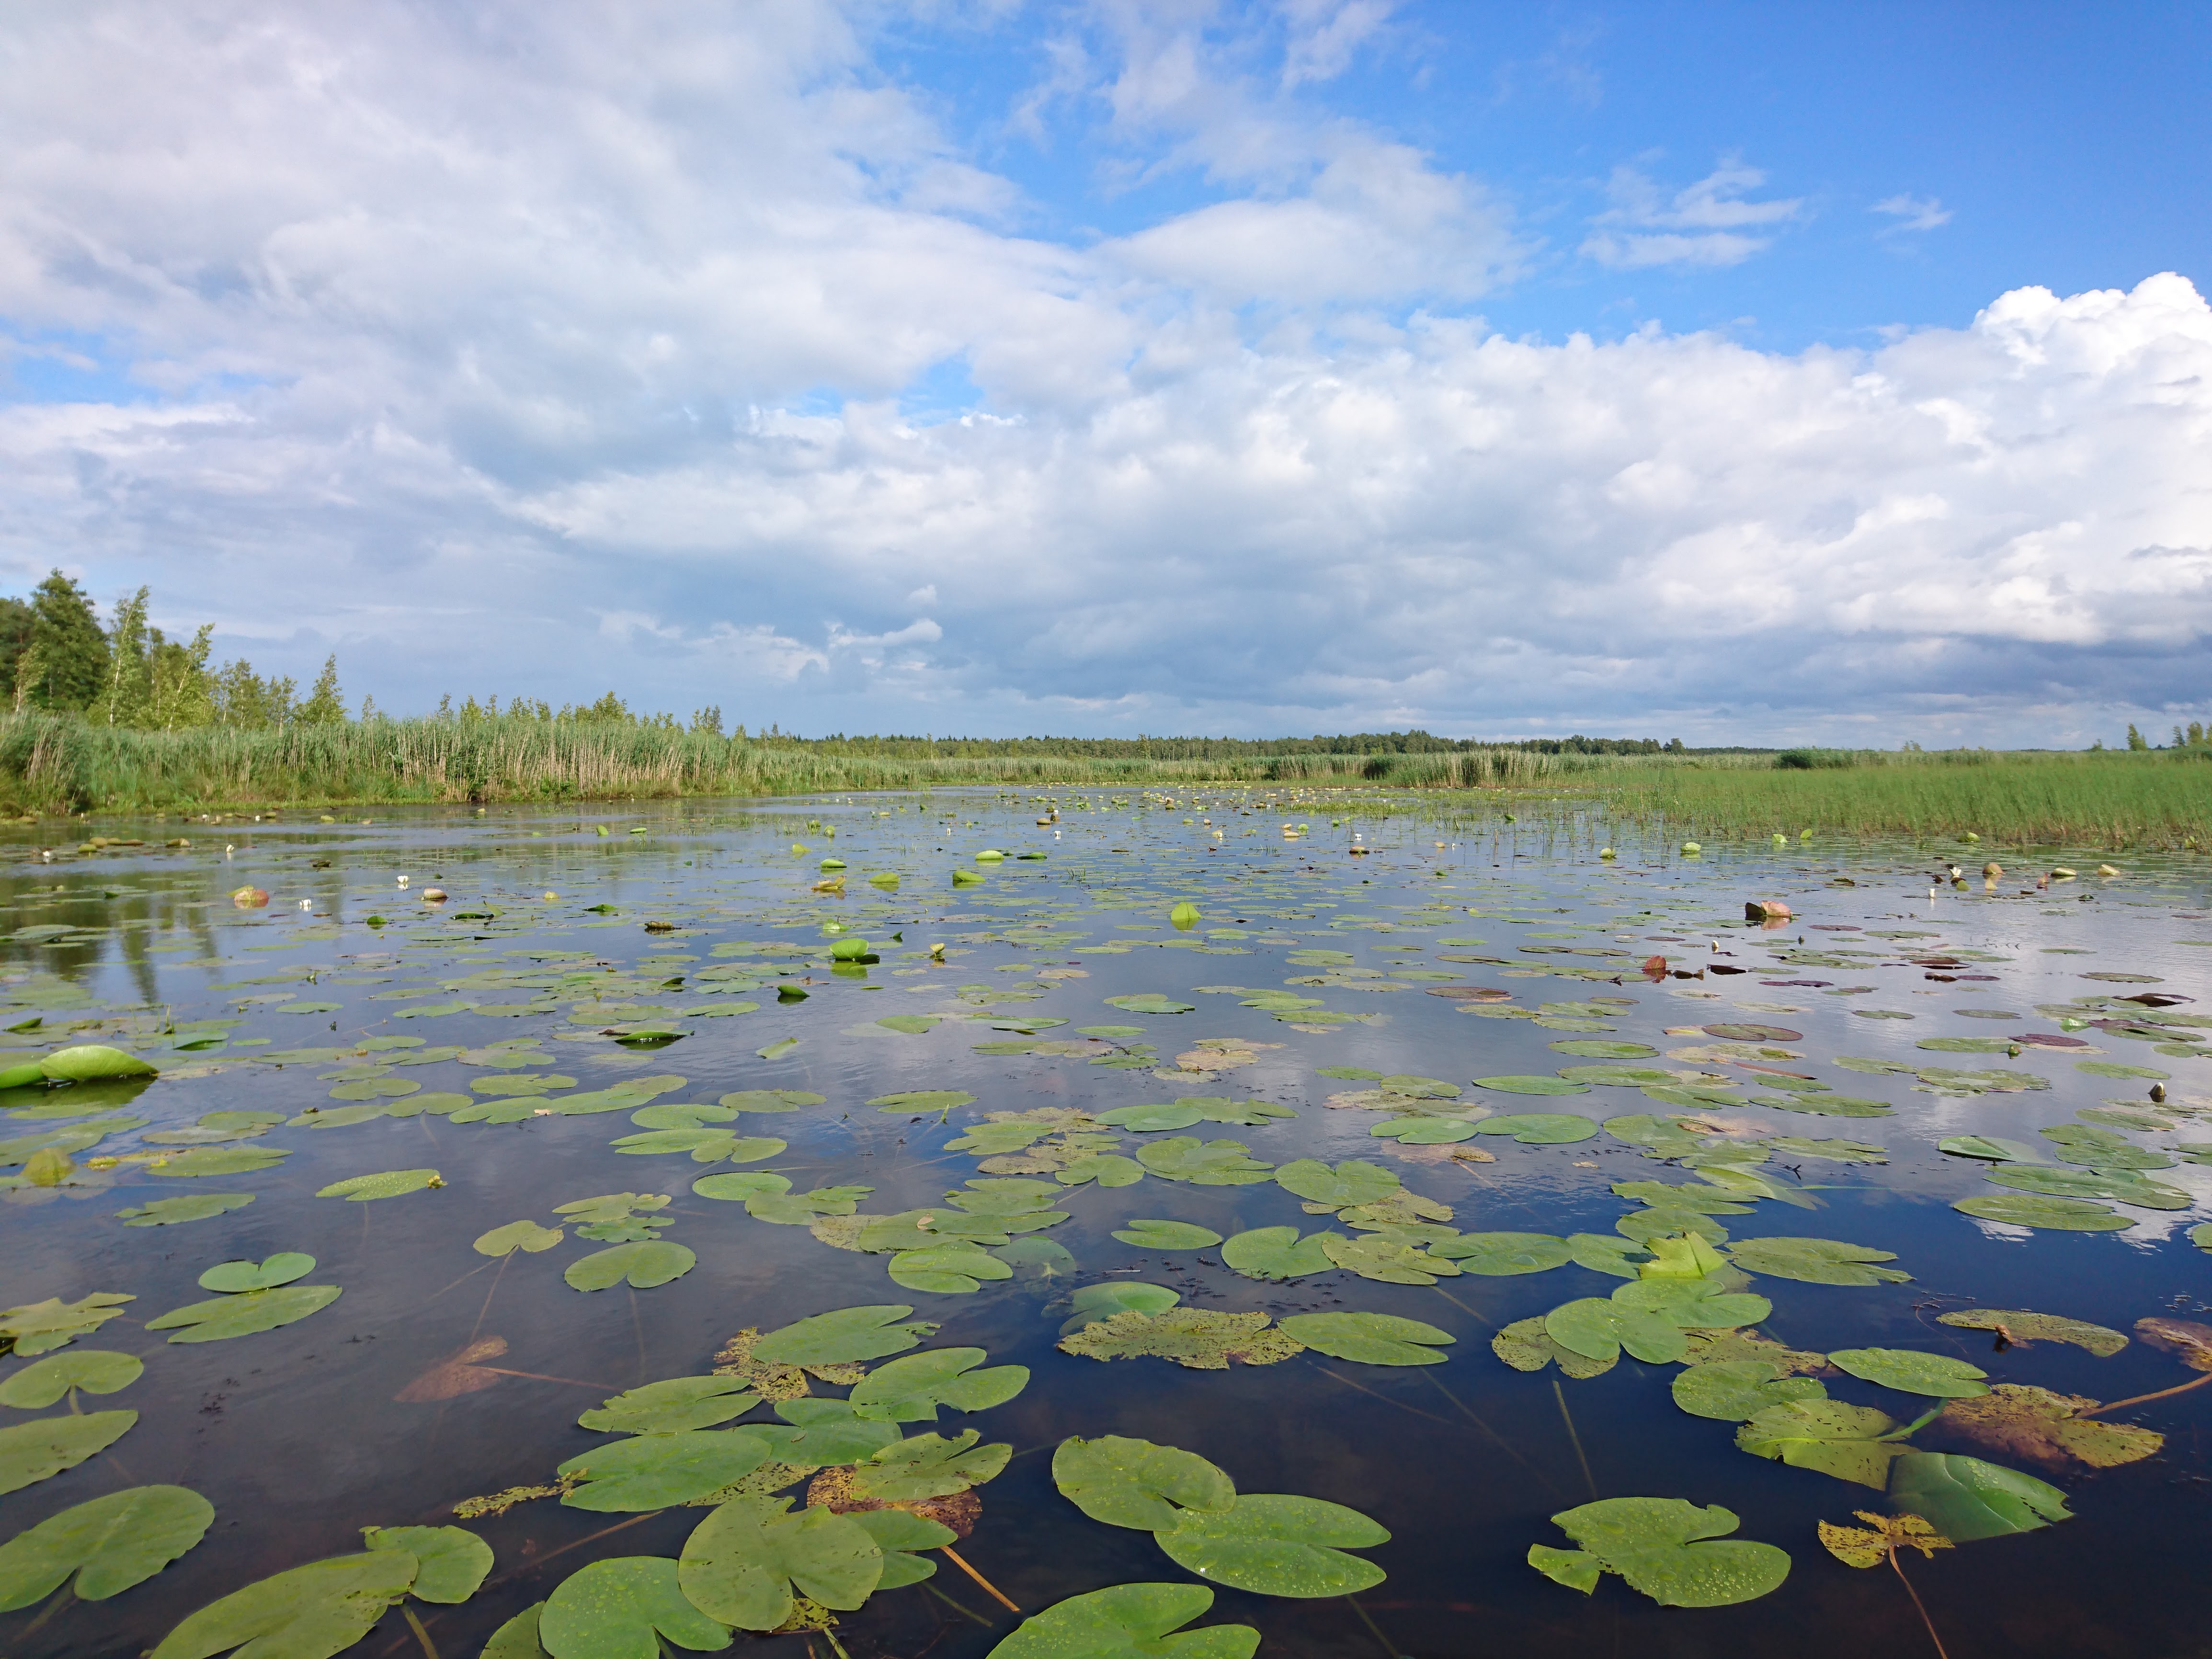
xmin=1584 ymin=158 xmax=1803 ymax=269
xmin=1872 ymin=193 xmax=1953 ymax=235
xmin=0 ymin=5 xmax=2205 ymax=747
xmin=1280 ymin=0 xmax=1397 ymax=90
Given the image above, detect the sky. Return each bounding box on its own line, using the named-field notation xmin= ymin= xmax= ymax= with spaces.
xmin=1 ymin=1 xmax=2208 ymax=747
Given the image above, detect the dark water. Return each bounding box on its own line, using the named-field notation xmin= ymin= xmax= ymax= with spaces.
xmin=3 ymin=793 xmax=2209 ymax=1659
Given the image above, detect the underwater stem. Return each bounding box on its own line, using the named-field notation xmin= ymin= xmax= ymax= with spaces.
xmin=16 ymin=1584 xmax=75 ymax=1641
xmin=467 ymin=1248 xmax=512 ymax=1346
xmin=939 ymin=1547 xmax=1019 ymax=1613
xmin=921 ymin=1581 xmax=994 ymax=1627
xmin=401 ymin=1605 xmax=440 ymax=1659
xmin=1343 ymin=1595 xmax=1402 ymax=1659
xmin=1889 ymin=1546 xmax=1950 ymax=1659
xmin=1552 ymin=1379 xmax=1598 ymax=1500
xmin=2076 ymin=1369 xmax=2212 ymax=1418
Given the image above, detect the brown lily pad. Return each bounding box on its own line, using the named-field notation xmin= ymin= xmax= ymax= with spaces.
xmin=1938 ymin=1384 xmax=2164 ymax=1471
xmin=396 ymin=1337 xmax=509 ymax=1402
xmin=806 ymin=1466 xmax=981 ymax=1537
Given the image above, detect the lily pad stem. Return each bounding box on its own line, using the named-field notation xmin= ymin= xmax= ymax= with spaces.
xmin=1882 ymin=1405 xmax=1945 ymax=1440
xmin=1889 ymin=1546 xmax=1949 ymax=1659
xmin=2076 ymin=1369 xmax=2212 ymax=1418
xmin=940 ymin=1546 xmax=1019 ymax=1613
xmin=1552 ymin=1379 xmax=1598 ymax=1500
xmin=401 ymin=1605 xmax=440 ymax=1659
xmin=17 ymin=1584 xmax=74 ymax=1642
xmin=921 ymin=1581 xmax=993 ymax=1627
xmin=1344 ymin=1595 xmax=1404 ymax=1659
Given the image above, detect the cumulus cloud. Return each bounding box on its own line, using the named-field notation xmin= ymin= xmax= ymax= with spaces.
xmin=1583 ymin=158 xmax=1803 ymax=269
xmin=0 ymin=4 xmax=2204 ymax=746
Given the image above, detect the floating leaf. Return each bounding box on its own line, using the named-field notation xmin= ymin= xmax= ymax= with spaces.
xmin=849 ymin=1349 xmax=1028 ymax=1421
xmin=1058 ymin=1284 xmax=1181 ymax=1335
xmin=316 ymin=1169 xmax=444 ymax=1202
xmin=1611 ymin=1278 xmax=1769 ymax=1330
xmin=1156 ymin=1493 xmax=1388 ymax=1598
xmin=361 ymin=1525 xmax=491 ymax=1602
xmin=146 ymin=1285 xmax=342 ymax=1344
xmin=1320 ymin=1232 xmax=1459 ymax=1286
xmin=1725 ymin=1238 xmax=1910 ymax=1286
xmin=1544 ymin=1298 xmax=1686 ymax=1365
xmin=1099 ymin=1102 xmax=1204 ymax=1132
xmin=1279 ymin=1312 xmax=1453 ymax=1366
xmin=1470 ymin=1114 xmax=1597 ymax=1144
xmin=1052 ymin=1435 xmax=1236 ymax=1530
xmin=1938 ymin=1135 xmax=2046 ymax=1163
xmin=1444 ymin=1233 xmax=1573 ymax=1275
xmin=752 ymin=1306 xmax=936 ymax=1367
xmin=150 ymin=1147 xmax=288 ymax=1179
xmin=844 ymin=1430 xmax=1010 ymax=1500
xmin=1830 ymin=1347 xmax=1989 ymax=1398
xmin=1817 ymin=1511 xmax=1952 ymax=1569
xmin=0 ymin=1411 xmax=136 ymax=1495
xmin=1939 ymin=1385 xmax=2163 ymax=1471
xmin=115 ymin=1193 xmax=255 ymax=1227
xmin=677 ymin=1496 xmax=882 ymax=1630
xmin=985 ymin=1583 xmax=1257 ymax=1659
xmin=1058 ymin=1309 xmax=1302 ymax=1370
xmin=1136 ymin=1139 xmax=1273 ymax=1185
xmin=846 ymin=1507 xmax=952 ymax=1588
xmin=1671 ymin=1362 xmax=1826 ymax=1421
xmin=870 ymin=1091 xmax=976 ymax=1115
xmin=539 ymin=1556 xmax=732 ymax=1659
xmin=1110 ymin=1219 xmax=1222 ymax=1249
xmin=557 ymin=1432 xmax=772 ymax=1511
xmin=1736 ymin=1400 xmax=1907 ymax=1488
xmin=1220 ymin=1227 xmax=1337 ymax=1281
xmin=564 ymin=1242 xmax=696 ymax=1292
xmin=1271 ymin=1159 xmax=1398 ymax=1208
xmin=692 ymin=1172 xmax=789 ymax=1204
xmin=1885 ymin=1451 xmax=2072 ymax=1542
xmin=889 ymin=1245 xmax=1015 ymax=1294
xmin=1953 ymin=1194 xmax=2133 ymax=1230
xmin=475 ymin=1220 xmax=565 ymax=1256
xmin=1106 ymin=995 xmax=1196 ymax=1014
xmin=148 ymin=1550 xmax=420 ymax=1659
xmin=579 ymin=1377 xmax=760 ymax=1435
xmin=39 ymin=1045 xmax=157 ymax=1081
xmin=1531 ymin=1497 xmax=1790 ymax=1607
xmin=199 ymin=1254 xmax=315 ymax=1293
xmin=0 ymin=1484 xmax=214 ymax=1609
xmin=1471 ymin=1076 xmax=1590 ymax=1095
xmin=1935 ymin=1309 xmax=2126 ymax=1356
xmin=1492 ymin=1317 xmax=1614 ymax=1380
xmin=1550 ymin=1040 xmax=1659 ymax=1058
xmin=0 ymin=1350 xmax=142 ymax=1407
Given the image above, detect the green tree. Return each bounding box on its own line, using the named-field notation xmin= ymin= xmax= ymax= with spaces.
xmin=213 ymin=659 xmax=296 ymax=727
xmin=86 ymin=586 xmax=153 ymax=727
xmin=2127 ymin=723 xmax=2148 ymax=750
xmin=0 ymin=596 xmax=31 ymax=702
xmin=148 ymin=625 xmax=217 ymax=729
xmin=24 ymin=570 xmax=109 ymax=711
xmin=297 ymin=655 xmax=348 ymax=724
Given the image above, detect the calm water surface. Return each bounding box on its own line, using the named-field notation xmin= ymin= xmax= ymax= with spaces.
xmin=4 ymin=793 xmax=2209 ymax=1659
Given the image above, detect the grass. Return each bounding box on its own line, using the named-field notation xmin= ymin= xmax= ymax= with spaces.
xmin=0 ymin=714 xmax=2202 ymax=851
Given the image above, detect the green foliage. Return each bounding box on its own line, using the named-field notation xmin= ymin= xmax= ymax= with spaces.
xmin=1530 ymin=1498 xmax=1790 ymax=1607
xmin=986 ymin=1584 xmax=1258 ymax=1659
xmin=0 ymin=1411 xmax=137 ymax=1495
xmin=0 ymin=1485 xmax=214 ymax=1609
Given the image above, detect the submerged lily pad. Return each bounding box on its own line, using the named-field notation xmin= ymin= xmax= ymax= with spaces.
xmin=149 ymin=1147 xmax=288 ymax=1179
xmin=0 ymin=1484 xmax=214 ymax=1609
xmin=1529 ymin=1497 xmax=1790 ymax=1607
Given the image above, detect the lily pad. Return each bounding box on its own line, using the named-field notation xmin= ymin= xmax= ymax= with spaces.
xmin=1052 ymin=1435 xmax=1236 ymax=1530
xmin=1544 ymin=1298 xmax=1687 ymax=1366
xmin=198 ymin=1254 xmax=314 ymax=1293
xmin=361 ymin=1525 xmax=491 ymax=1602
xmin=1611 ymin=1278 xmax=1769 ymax=1330
xmin=985 ymin=1583 xmax=1258 ymax=1659
xmin=1935 ymin=1309 xmax=2127 ymax=1356
xmin=1724 ymin=1238 xmax=1909 ymax=1286
xmin=1156 ymin=1493 xmax=1388 ymax=1598
xmin=677 ymin=1496 xmax=882 ymax=1630
xmin=146 ymin=1285 xmax=342 ymax=1344
xmin=1938 ymin=1136 xmax=2046 ymax=1163
xmin=0 ymin=1350 xmax=142 ymax=1407
xmin=564 ymin=1242 xmax=697 ymax=1292
xmin=40 ymin=1045 xmax=157 ymax=1082
xmin=1059 ymin=1284 xmax=1182 ymax=1335
xmin=1829 ymin=1347 xmax=1990 ymax=1398
xmin=1953 ymin=1193 xmax=2133 ymax=1230
xmin=1472 ymin=1075 xmax=1590 ymax=1095
xmin=539 ymin=1555 xmax=732 ymax=1658
xmin=844 ymin=1430 xmax=1010 ymax=1500
xmin=870 ymin=1091 xmax=977 ymax=1115
xmin=557 ymin=1431 xmax=772 ymax=1511
xmin=0 ymin=1484 xmax=214 ymax=1609
xmin=150 ymin=1147 xmax=288 ymax=1179
xmin=1939 ymin=1384 xmax=2164 ymax=1471
xmin=1492 ymin=1317 xmax=1615 ymax=1380
xmin=316 ymin=1169 xmax=444 ymax=1202
xmin=849 ymin=1349 xmax=1029 ymax=1421
xmin=1058 ymin=1309 xmax=1302 ymax=1370
xmin=1110 ymin=1219 xmax=1222 ymax=1249
xmin=1471 ymin=1114 xmax=1596 ymax=1144
xmin=1984 ymin=1165 xmax=2191 ymax=1208
xmin=1320 ymin=1233 xmax=1459 ymax=1286
xmin=148 ymin=1549 xmax=421 ymax=1659
xmin=1271 ymin=1159 xmax=1399 ymax=1208
xmin=0 ymin=1294 xmax=134 ymax=1358
xmin=1106 ymin=995 xmax=1196 ymax=1015
xmin=115 ymin=1193 xmax=256 ymax=1227
xmin=1736 ymin=1400 xmax=1907 ymax=1488
xmin=0 ymin=1411 xmax=137 ymax=1495
xmin=1671 ymin=1362 xmax=1827 ymax=1421
xmin=1549 ymin=1040 xmax=1659 ymax=1058
xmin=579 ymin=1377 xmax=761 ymax=1435
xmin=1885 ymin=1450 xmax=2072 ymax=1542
xmin=751 ymin=1306 xmax=936 ymax=1368
xmin=1220 ymin=1227 xmax=1336 ymax=1281
xmin=475 ymin=1219 xmax=565 ymax=1256
xmin=1136 ymin=1138 xmax=1273 ymax=1185
xmin=1529 ymin=1497 xmax=1790 ymax=1607
xmin=1279 ymin=1312 xmax=1453 ymax=1366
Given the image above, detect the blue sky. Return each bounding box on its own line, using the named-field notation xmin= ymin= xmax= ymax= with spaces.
xmin=1 ymin=1 xmax=2207 ymax=745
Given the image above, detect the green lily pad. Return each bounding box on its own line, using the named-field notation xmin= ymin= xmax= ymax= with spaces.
xmin=1058 ymin=1309 xmax=1302 ymax=1370
xmin=557 ymin=1431 xmax=772 ymax=1511
xmin=115 ymin=1193 xmax=255 ymax=1227
xmin=1830 ymin=1347 xmax=1990 ymax=1398
xmin=148 ymin=1549 xmax=421 ymax=1659
xmin=39 ymin=1045 xmax=158 ymax=1082
xmin=1566 ymin=1234 xmax=1651 ymax=1279
xmin=1271 ymin=1159 xmax=1399 ymax=1208
xmin=869 ymin=1091 xmax=977 ymax=1115
xmin=1106 ymin=995 xmax=1196 ymax=1014
xmin=1549 ymin=1040 xmax=1659 ymax=1058
xmin=1471 ymin=1114 xmax=1596 ymax=1144
xmin=1671 ymin=1362 xmax=1827 ymax=1421
xmin=1368 ymin=1116 xmax=1479 ymax=1144
xmin=1156 ymin=1493 xmax=1388 ymax=1598
xmin=360 ymin=1525 xmax=491 ymax=1603
xmin=475 ymin=1219 xmax=565 ymax=1256
xmin=1984 ymin=1165 xmax=2192 ymax=1208
xmin=539 ymin=1555 xmax=732 ymax=1658
xmin=751 ymin=1306 xmax=935 ymax=1367
xmin=1736 ymin=1400 xmax=1906 ymax=1488
xmin=1611 ymin=1278 xmax=1769 ymax=1330
xmin=1472 ymin=1075 xmax=1590 ymax=1095
xmin=849 ymin=1349 xmax=1028 ymax=1421
xmin=150 ymin=1147 xmax=288 ymax=1179
xmin=1059 ymin=1284 xmax=1182 ymax=1335
xmin=1279 ymin=1312 xmax=1453 ymax=1366
xmin=1220 ymin=1227 xmax=1336 ymax=1281
xmin=145 ymin=1285 xmax=342 ymax=1344
xmin=849 ymin=1507 xmax=954 ymax=1589
xmin=1530 ymin=1497 xmax=1790 ymax=1607
xmin=316 ymin=1169 xmax=443 ymax=1201
xmin=889 ymin=1244 xmax=1015 ymax=1294
xmin=564 ymin=1242 xmax=697 ymax=1292
xmin=1544 ymin=1298 xmax=1687 ymax=1366
xmin=1725 ymin=1237 xmax=1910 ymax=1286
xmin=677 ymin=1496 xmax=882 ymax=1630
xmin=1099 ymin=1102 xmax=1203 ymax=1132
xmin=1319 ymin=1232 xmax=1459 ymax=1286
xmin=0 ymin=1411 xmax=137 ymax=1496
xmin=1938 ymin=1135 xmax=2046 ymax=1163
xmin=1435 ymin=1233 xmax=1567 ymax=1275
xmin=1110 ymin=1219 xmax=1222 ymax=1249
xmin=198 ymin=1254 xmax=314 ymax=1293
xmin=845 ymin=1429 xmax=1010 ymax=1500
xmin=1491 ymin=1317 xmax=1615 ymax=1380
xmin=1954 ymin=1193 xmax=2134 ymax=1230
xmin=1886 ymin=1450 xmax=2072 ymax=1542
xmin=985 ymin=1583 xmax=1257 ymax=1659
xmin=1051 ymin=1435 xmax=1237 ymax=1530
xmin=579 ymin=1377 xmax=761 ymax=1435
xmin=0 ymin=1350 xmax=142 ymax=1408
xmin=1136 ymin=1138 xmax=1273 ymax=1185
xmin=0 ymin=1484 xmax=214 ymax=1610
